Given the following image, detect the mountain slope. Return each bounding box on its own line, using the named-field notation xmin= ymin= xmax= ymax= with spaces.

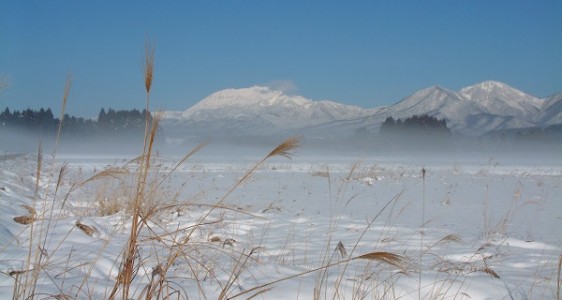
xmin=355 ymin=81 xmax=544 ymax=136
xmin=541 ymin=92 xmax=562 ymax=125
xmin=459 ymin=81 xmax=542 ymax=118
xmin=163 ymin=86 xmax=374 ymax=137
xmin=161 ymin=81 xmax=559 ymax=141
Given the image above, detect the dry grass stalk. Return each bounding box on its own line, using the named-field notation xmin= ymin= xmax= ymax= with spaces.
xmin=75 ymin=221 xmax=95 ymax=237
xmin=182 ymin=137 xmax=300 ymax=246
xmin=354 ymin=251 xmax=409 ymax=271
xmin=479 ymin=267 xmax=500 ymax=279
xmin=267 ymin=136 xmax=299 ymax=159
xmin=9 ymin=269 xmax=31 ymax=276
xmin=21 ymin=204 xmax=36 ymax=216
xmin=428 ymin=234 xmax=464 ymax=252
xmin=218 ymin=248 xmax=260 ymax=300
xmin=345 ymin=160 xmax=361 ymax=181
xmin=336 ymin=241 xmax=347 ymax=258
xmin=144 ymin=39 xmax=155 ymax=94
xmin=145 ymin=112 xmax=161 ymax=168
xmin=35 ymin=142 xmax=42 ymax=194
xmin=556 ymin=254 xmax=562 ymax=300
xmin=54 ymin=77 xmax=71 ymax=152
xmin=140 ymin=264 xmax=165 ymax=300
xmin=419 ymin=166 xmax=427 ymax=300
xmin=139 ymin=137 xmax=300 ymax=300
xmin=438 ymin=234 xmax=463 ymax=245
xmin=227 ymin=249 xmax=409 ymax=299
xmin=54 ymin=162 xmax=68 ymax=195
xmin=157 ymin=141 xmax=208 ymax=186
xmin=14 ymin=215 xmax=35 ymax=225
xmin=141 ymin=39 xmax=155 ymax=157
xmin=209 ymin=236 xmax=221 ymax=242
xmin=81 ymin=167 xmax=130 ymax=185
xmin=110 ymin=41 xmax=158 ymax=300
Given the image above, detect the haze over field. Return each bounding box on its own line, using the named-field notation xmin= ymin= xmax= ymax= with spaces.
xmin=1 ymin=2 xmax=562 ymax=299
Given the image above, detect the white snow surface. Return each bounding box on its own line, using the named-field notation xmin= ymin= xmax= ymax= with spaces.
xmin=1 ymin=152 xmax=561 ymax=299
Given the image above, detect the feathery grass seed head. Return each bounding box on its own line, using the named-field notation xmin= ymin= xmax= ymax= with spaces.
xmin=267 ymin=137 xmax=299 ymax=159
xmin=144 ymin=40 xmax=155 ymax=94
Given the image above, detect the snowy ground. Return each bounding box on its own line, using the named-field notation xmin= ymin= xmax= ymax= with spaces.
xmin=1 ymin=150 xmax=561 ymax=299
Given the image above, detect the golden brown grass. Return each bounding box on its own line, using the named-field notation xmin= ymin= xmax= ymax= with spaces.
xmin=144 ymin=39 xmax=155 ymax=95
xmin=225 ymin=250 xmax=410 ymax=300
xmin=353 ymin=252 xmax=409 ymax=271
xmin=6 ymin=77 xmax=72 ymax=299
xmin=13 ymin=215 xmax=35 ymax=225
xmin=267 ymin=136 xmax=299 ymax=159
xmin=108 ymin=39 xmax=159 ymax=300
xmin=75 ymin=221 xmax=96 ymax=237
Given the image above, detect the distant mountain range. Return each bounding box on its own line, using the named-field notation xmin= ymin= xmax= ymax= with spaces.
xmin=161 ymin=81 xmax=562 ymax=142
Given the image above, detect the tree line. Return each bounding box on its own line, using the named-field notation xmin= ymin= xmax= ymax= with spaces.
xmin=0 ymin=107 xmax=151 ymax=138
xmin=380 ymin=114 xmax=451 ymax=136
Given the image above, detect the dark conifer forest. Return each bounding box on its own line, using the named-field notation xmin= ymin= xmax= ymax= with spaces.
xmin=0 ymin=107 xmax=150 ymax=138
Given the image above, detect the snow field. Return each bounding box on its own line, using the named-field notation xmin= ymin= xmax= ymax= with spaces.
xmin=1 ymin=153 xmax=561 ymax=299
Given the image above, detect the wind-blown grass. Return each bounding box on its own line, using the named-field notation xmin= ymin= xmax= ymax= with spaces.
xmin=3 ymin=41 xmax=560 ymax=300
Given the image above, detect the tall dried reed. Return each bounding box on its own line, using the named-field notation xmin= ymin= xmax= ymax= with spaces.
xmin=14 ymin=77 xmax=72 ymax=299
xmin=419 ymin=167 xmax=426 ymax=299
xmin=108 ymin=39 xmax=156 ymax=300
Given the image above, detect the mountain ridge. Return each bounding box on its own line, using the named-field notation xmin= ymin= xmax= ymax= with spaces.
xmin=161 ymin=81 xmax=560 ymax=140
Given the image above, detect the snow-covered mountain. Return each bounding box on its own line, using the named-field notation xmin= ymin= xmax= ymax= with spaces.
xmin=162 ymin=86 xmax=375 ymax=137
xmin=540 ymin=92 xmax=562 ymax=125
xmin=359 ymin=81 xmax=544 ymax=136
xmin=161 ymin=81 xmax=560 ymax=141
xmin=459 ymin=81 xmax=542 ymax=117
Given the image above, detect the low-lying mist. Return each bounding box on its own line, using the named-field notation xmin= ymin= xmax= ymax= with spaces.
xmin=2 ymin=127 xmax=561 ymax=166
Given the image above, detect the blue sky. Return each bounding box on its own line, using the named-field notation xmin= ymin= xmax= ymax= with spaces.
xmin=1 ymin=1 xmax=561 ymax=117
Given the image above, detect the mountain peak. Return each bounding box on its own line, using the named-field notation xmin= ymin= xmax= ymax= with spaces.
xmin=464 ymin=80 xmax=511 ymax=91
xmin=460 ymin=80 xmax=540 ymax=103
xmin=459 ymin=80 xmax=529 ymax=98
xmin=171 ymin=86 xmax=370 ymax=132
xmin=190 ymin=86 xmax=310 ymax=110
